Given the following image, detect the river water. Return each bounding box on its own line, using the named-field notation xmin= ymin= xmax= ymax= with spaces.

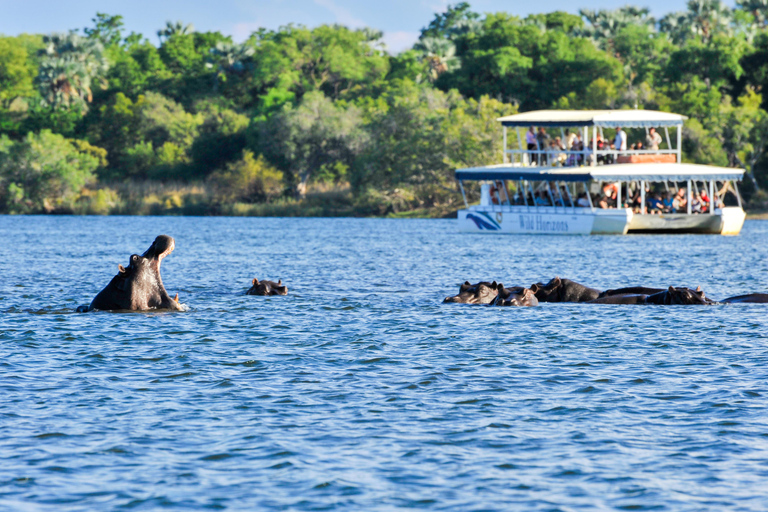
xmin=1 ymin=216 xmax=768 ymax=511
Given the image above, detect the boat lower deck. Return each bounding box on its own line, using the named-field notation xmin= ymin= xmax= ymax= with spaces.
xmin=458 ymin=206 xmax=745 ymax=235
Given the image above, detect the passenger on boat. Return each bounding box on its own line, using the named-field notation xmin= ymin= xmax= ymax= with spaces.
xmin=576 ymin=193 xmax=591 ymax=207
xmin=549 ymin=138 xmax=566 ymax=166
xmin=565 ymin=128 xmax=577 ymax=150
xmin=673 ymin=188 xmax=687 ymax=212
xmin=647 ymin=193 xmax=663 ymax=213
xmin=536 ymin=127 xmax=550 ymax=165
xmin=700 ymin=188 xmax=710 ymax=211
xmin=526 ymin=126 xmax=537 ymax=165
xmin=630 ymin=190 xmax=642 ymax=212
xmin=646 ymin=127 xmax=662 ymax=151
xmin=691 ymin=192 xmax=703 ymax=213
xmin=614 ymin=127 xmax=627 ymax=153
xmin=661 ymin=192 xmax=674 ymax=213
xmin=535 ymin=191 xmax=551 ymax=206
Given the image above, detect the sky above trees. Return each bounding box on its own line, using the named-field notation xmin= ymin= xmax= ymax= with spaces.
xmin=0 ymin=0 xmax=737 ymax=53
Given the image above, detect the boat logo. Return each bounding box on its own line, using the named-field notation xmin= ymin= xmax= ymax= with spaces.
xmin=466 ymin=212 xmax=501 ymax=231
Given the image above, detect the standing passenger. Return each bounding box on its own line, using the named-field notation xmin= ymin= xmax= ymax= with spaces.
xmin=526 ymin=127 xmax=537 ymax=166
xmin=646 ymin=127 xmax=662 ymax=151
xmin=536 ymin=127 xmax=550 ymax=165
xmin=614 ymin=127 xmax=627 ymax=154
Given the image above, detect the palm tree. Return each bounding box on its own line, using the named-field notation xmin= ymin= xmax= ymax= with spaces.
xmin=35 ymin=32 xmax=108 ymax=109
xmin=414 ymin=37 xmax=460 ymax=83
xmin=686 ymin=0 xmax=733 ymax=42
xmin=736 ymin=0 xmax=768 ymax=26
xmin=157 ymin=21 xmax=195 ymax=42
xmin=208 ymin=41 xmax=255 ymax=77
xmin=578 ymin=7 xmax=655 ymax=50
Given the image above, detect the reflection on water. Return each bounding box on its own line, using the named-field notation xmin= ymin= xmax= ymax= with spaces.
xmin=1 ymin=216 xmax=768 ymax=510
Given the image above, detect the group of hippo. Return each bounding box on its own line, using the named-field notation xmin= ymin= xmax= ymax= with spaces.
xmin=443 ymin=277 xmax=768 ymax=307
xmin=76 ymin=235 xmax=287 ymax=312
xmin=76 ymin=234 xmax=767 ymax=312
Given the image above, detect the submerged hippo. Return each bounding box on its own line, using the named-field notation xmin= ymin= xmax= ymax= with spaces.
xmin=598 ymin=286 xmax=665 ymax=298
xmin=246 ymin=278 xmax=288 ymax=296
xmin=721 ymin=293 xmax=768 ymax=303
xmin=443 ymin=281 xmax=499 ymax=304
xmin=76 ymin=235 xmax=183 ymax=312
xmin=588 ymin=294 xmax=649 ymax=304
xmin=531 ymin=277 xmax=600 ymax=303
xmin=491 ymin=285 xmax=538 ymax=307
xmin=645 ymin=286 xmax=712 ymax=305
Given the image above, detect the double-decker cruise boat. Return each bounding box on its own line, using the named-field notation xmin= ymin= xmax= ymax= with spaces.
xmin=456 ymin=110 xmax=746 ymax=235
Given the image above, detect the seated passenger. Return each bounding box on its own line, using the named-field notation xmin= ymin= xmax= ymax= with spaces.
xmin=647 ymin=193 xmax=663 ymax=213
xmin=691 ymin=193 xmax=703 ymax=213
xmin=661 ymin=192 xmax=674 ymax=213
xmin=535 ymin=191 xmax=551 ymax=206
xmin=576 ymin=193 xmax=591 ymax=207
xmin=700 ymin=189 xmax=710 ymax=211
xmin=673 ymin=188 xmax=687 ymax=212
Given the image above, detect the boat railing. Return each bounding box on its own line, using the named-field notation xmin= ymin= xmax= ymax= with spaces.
xmin=504 ymin=148 xmax=679 ymax=167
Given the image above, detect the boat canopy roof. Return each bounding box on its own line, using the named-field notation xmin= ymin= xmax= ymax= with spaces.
xmin=497 ymin=109 xmax=687 ymax=128
xmin=455 ymin=163 xmax=744 ymax=182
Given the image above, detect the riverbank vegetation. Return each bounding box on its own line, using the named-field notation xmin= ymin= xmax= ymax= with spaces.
xmin=1 ymin=2 xmax=768 ymax=216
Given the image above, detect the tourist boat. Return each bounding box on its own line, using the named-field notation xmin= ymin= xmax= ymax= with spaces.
xmin=455 ymin=110 xmax=746 ymax=235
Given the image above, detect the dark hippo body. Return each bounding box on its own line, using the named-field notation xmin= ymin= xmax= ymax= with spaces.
xmin=645 ymin=286 xmax=712 ymax=305
xmin=491 ymin=285 xmax=538 ymax=307
xmin=588 ymin=294 xmax=649 ymax=304
xmin=531 ymin=277 xmax=600 ymax=303
xmin=77 ymin=235 xmax=183 ymax=312
xmin=247 ymin=278 xmax=288 ymax=296
xmin=599 ymin=286 xmax=665 ymax=298
xmin=721 ymin=293 xmax=768 ymax=303
xmin=443 ymin=281 xmax=499 ymax=304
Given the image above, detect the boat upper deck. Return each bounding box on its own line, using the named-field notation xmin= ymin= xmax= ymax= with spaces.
xmin=455 ymin=163 xmax=745 ymax=183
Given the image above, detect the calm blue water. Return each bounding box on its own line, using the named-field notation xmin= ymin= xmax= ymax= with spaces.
xmin=2 ymin=216 xmax=768 ymax=511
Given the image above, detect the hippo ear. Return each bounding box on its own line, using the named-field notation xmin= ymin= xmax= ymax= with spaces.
xmin=278 ymin=279 xmax=282 ymax=285
xmin=530 ymin=283 xmax=539 ymax=292
xmin=252 ymin=278 xmax=259 ymax=285
xmin=497 ymin=283 xmax=504 ymax=291
xmin=464 ymin=281 xmax=471 ymax=286
xmin=118 ymin=264 xmax=126 ymax=274
xmin=695 ymin=285 xmax=702 ymax=292
xmin=491 ymin=281 xmax=498 ymax=289
xmin=668 ymin=286 xmax=675 ymax=292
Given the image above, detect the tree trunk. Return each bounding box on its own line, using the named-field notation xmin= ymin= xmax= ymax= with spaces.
xmin=295 ymin=171 xmax=311 ymax=198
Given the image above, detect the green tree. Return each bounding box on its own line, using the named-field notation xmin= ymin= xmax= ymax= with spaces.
xmin=255 ymin=90 xmax=366 ymax=196
xmin=0 ymin=130 xmax=100 ymax=212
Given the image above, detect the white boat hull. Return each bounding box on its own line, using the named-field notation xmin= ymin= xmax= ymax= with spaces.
xmin=458 ymin=206 xmax=745 ymax=235
xmin=458 ymin=206 xmax=631 ymax=235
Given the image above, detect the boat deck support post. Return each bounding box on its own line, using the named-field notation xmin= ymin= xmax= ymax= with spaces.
xmin=687 ymin=179 xmax=692 ymax=214
xmin=640 ymin=180 xmax=646 ymax=214
xmin=459 ymin=181 xmax=468 ymax=208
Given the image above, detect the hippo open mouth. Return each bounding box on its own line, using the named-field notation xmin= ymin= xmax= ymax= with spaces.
xmin=141 ymin=235 xmax=175 ymax=270
xmin=77 ymin=235 xmax=183 ymax=312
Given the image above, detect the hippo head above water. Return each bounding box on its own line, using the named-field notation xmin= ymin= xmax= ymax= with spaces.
xmin=443 ymin=281 xmax=499 ymax=304
xmin=247 ymin=278 xmax=288 ymax=296
xmin=530 ymin=276 xmax=600 ymax=303
xmin=491 ymin=285 xmax=538 ymax=307
xmin=645 ymin=286 xmax=711 ymax=305
xmin=77 ymin=235 xmax=183 ymax=312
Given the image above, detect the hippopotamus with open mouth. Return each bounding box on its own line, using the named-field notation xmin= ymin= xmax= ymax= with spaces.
xmin=491 ymin=285 xmax=538 ymax=307
xmin=530 ymin=277 xmax=600 ymax=303
xmin=76 ymin=235 xmax=183 ymax=312
xmin=443 ymin=281 xmax=500 ymax=304
xmin=246 ymin=278 xmax=288 ymax=296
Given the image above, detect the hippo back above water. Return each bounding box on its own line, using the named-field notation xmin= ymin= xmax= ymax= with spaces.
xmin=77 ymin=235 xmax=183 ymax=312
xmin=531 ymin=277 xmax=600 ymax=303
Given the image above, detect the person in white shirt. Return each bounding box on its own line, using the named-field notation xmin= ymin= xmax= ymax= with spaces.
xmin=614 ymin=127 xmax=627 ymax=152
